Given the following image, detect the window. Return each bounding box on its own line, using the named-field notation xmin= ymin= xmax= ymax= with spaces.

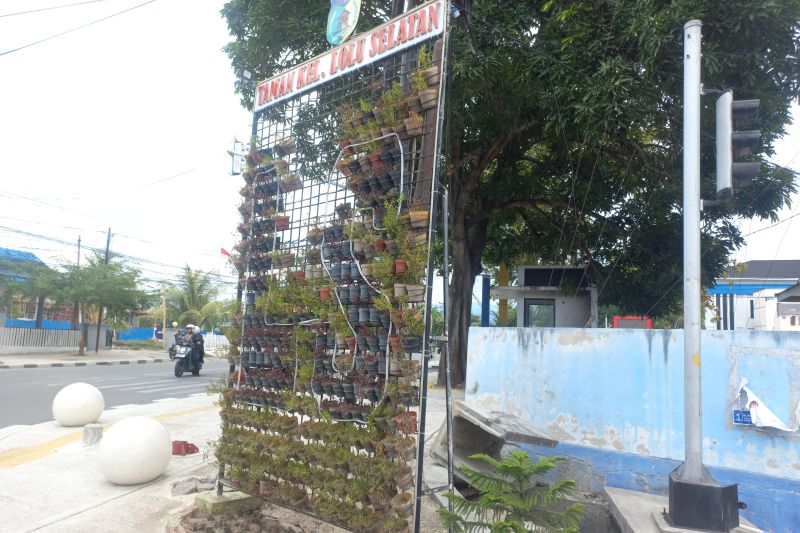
xmin=524 ymin=299 xmax=555 ymax=327
xmin=750 ymin=299 xmax=754 ymax=319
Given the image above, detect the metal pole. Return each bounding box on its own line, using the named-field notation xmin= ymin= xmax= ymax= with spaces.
xmin=415 ymin=3 xmax=452 ymax=531
xmin=681 ymin=19 xmax=703 ymax=482
xmin=442 ymin=188 xmax=455 ymax=525
xmin=94 ymin=228 xmax=111 ymax=353
xmin=161 ymin=284 xmax=167 ymax=342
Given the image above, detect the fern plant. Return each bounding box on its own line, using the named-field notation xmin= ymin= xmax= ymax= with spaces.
xmin=437 ymin=452 xmax=583 ymax=533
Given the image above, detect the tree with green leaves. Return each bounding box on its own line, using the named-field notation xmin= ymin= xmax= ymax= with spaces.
xmin=437 ymin=451 xmax=583 ymax=532
xmin=0 ymin=258 xmax=66 ymax=327
xmin=220 ymin=0 xmax=800 ymax=386
xmin=0 ymin=253 xmax=150 ymax=331
xmin=137 ymin=266 xmax=222 ymax=330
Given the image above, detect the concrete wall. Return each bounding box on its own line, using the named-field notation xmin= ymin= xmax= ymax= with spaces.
xmin=466 ymin=327 xmax=800 ymax=532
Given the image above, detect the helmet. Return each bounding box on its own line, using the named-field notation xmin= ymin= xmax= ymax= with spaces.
xmin=185 ymin=324 xmax=195 ymax=330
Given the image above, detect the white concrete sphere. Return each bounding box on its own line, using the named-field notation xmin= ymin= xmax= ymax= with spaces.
xmin=52 ymin=383 xmax=105 ymax=427
xmin=99 ymin=416 xmax=171 ymax=485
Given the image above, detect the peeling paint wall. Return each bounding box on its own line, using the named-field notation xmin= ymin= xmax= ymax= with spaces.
xmin=466 ymin=327 xmax=800 ymax=480
xmin=466 ymin=327 xmax=800 ymax=531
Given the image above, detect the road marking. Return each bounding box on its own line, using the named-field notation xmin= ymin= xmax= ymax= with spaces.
xmin=0 ymin=404 xmax=218 ymax=469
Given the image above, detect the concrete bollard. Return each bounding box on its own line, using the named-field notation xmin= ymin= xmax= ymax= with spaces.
xmin=83 ymin=423 xmax=103 ymax=446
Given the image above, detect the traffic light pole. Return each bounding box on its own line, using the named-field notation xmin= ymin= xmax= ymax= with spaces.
xmin=668 ymin=20 xmax=741 ymax=531
xmin=680 ymin=19 xmax=705 ymax=483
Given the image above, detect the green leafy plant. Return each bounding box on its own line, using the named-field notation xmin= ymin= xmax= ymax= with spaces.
xmin=437 ymin=452 xmax=583 ymax=533
xmin=418 ymin=44 xmax=433 ymax=69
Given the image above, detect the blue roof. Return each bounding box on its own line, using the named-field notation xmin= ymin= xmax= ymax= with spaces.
xmin=0 ymin=247 xmax=44 ymax=264
xmin=0 ymin=247 xmax=45 ymax=281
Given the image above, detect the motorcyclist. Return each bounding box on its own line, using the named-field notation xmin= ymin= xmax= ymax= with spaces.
xmin=184 ymin=324 xmax=204 ymax=370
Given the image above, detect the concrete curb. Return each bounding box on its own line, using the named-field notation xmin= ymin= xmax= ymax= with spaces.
xmin=0 ymin=358 xmax=169 ymax=370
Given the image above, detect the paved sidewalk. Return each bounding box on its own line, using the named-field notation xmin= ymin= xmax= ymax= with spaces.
xmin=0 ymin=393 xmax=222 ymax=533
xmin=0 ymin=369 xmax=460 ymax=532
xmin=0 ymin=349 xmax=188 ymax=369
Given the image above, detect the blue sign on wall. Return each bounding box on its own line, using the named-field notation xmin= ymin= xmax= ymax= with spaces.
xmin=733 ymin=409 xmax=753 ymax=425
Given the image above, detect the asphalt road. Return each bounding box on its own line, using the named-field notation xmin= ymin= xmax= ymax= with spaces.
xmin=0 ymin=359 xmax=229 ymax=427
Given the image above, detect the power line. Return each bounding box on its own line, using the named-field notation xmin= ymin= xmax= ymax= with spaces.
xmin=140 ymin=168 xmax=196 ymax=188
xmin=743 ymin=211 xmax=800 ymax=237
xmin=0 ymin=0 xmax=157 ymax=57
xmin=0 ymin=224 xmax=238 ymax=283
xmin=0 ymin=0 xmax=117 ymax=18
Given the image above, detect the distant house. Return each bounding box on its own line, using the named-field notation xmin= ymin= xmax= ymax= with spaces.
xmin=0 ymin=246 xmax=44 ymax=281
xmin=490 ymin=265 xmax=597 ymax=328
xmin=705 ymin=260 xmax=800 ymax=331
xmin=0 ymin=247 xmax=72 ymax=327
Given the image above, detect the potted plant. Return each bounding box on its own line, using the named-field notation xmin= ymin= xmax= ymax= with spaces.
xmin=280 ymin=172 xmax=302 ymax=192
xmin=418 ymin=86 xmax=438 ymax=110
xmin=271 ymin=214 xmax=291 ymax=231
xmin=404 ymin=111 xmax=423 ymax=136
xmin=275 ymin=137 xmax=296 ymax=156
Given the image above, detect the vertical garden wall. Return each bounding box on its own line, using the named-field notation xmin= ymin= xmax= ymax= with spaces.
xmin=216 ymin=3 xmax=446 ymax=531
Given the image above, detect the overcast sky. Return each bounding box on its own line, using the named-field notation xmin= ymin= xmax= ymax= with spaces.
xmin=0 ymin=0 xmax=797 ymax=306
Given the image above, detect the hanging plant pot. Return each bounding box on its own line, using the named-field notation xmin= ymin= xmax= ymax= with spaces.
xmin=361 ymin=262 xmax=375 ymax=276
xmin=419 ymin=65 xmax=440 ymax=86
xmin=394 ymin=258 xmax=409 ymax=274
xmin=408 ymin=210 xmax=429 ymax=229
xmin=385 ymin=239 xmax=399 ymax=255
xmin=307 ymin=227 xmax=323 ymax=245
xmin=280 ymin=173 xmax=302 ymax=192
xmin=419 ymin=88 xmax=438 ymax=110
xmin=276 ymin=137 xmax=295 ymax=156
xmin=337 ymin=284 xmax=349 ymax=304
xmin=393 ymin=283 xmax=407 ymax=297
xmin=344 ymin=336 xmax=357 ymax=352
xmin=395 ymin=410 xmax=418 ymax=434
xmin=407 ymin=230 xmax=428 ymax=248
xmin=404 ymin=117 xmax=423 ymax=137
xmin=347 ymin=159 xmax=362 ymax=173
xmin=405 ymin=95 xmax=422 ymax=113
xmin=389 ymin=335 xmax=402 ymax=353
xmin=405 ymin=284 xmax=425 ymax=302
xmin=273 ymin=215 xmax=290 ymax=231
xmin=319 ymin=286 xmax=331 ymax=300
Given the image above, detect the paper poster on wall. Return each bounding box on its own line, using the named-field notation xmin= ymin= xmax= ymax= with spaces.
xmin=732 ymin=377 xmax=797 ymax=432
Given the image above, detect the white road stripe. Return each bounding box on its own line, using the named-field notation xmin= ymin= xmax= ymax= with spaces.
xmin=134 ymin=385 xmax=209 ymax=394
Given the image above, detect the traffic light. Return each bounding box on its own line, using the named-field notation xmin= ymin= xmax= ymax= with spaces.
xmin=716 ymin=91 xmax=761 ymax=200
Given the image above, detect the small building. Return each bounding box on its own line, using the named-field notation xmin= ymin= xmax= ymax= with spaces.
xmin=774 ymin=283 xmax=800 ymax=331
xmin=705 ymin=259 xmax=800 ymax=331
xmin=0 ymin=247 xmax=46 ymax=326
xmin=490 ymin=265 xmax=597 ymax=328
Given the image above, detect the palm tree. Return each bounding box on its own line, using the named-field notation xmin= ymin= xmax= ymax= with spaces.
xmin=173 ymin=265 xmax=219 ymax=325
xmin=137 ymin=266 xmax=221 ymax=330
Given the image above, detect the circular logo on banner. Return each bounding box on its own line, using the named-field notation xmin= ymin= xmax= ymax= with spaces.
xmin=327 ymin=0 xmax=361 ymax=46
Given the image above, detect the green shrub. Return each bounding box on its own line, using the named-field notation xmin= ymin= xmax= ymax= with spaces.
xmin=438 ymin=451 xmax=583 ymax=533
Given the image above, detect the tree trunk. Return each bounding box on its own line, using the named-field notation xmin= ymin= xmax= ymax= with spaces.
xmin=438 ymin=185 xmax=486 ymax=387
xmin=34 ymin=296 xmax=45 ymax=329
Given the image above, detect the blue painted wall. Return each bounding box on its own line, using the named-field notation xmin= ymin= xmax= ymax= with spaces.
xmin=117 ymin=327 xmax=158 ymax=341
xmin=466 ymin=328 xmax=800 ymax=532
xmin=2 ymin=319 xmax=72 ymax=330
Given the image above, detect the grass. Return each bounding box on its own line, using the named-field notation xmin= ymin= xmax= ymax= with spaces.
xmin=113 ymin=339 xmax=164 ymax=350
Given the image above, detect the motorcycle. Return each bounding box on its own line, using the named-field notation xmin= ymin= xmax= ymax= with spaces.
xmin=168 ymin=332 xmax=182 ymax=360
xmin=174 ymin=340 xmax=202 ymax=377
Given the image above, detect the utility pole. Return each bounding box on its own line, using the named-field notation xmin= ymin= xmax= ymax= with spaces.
xmin=669 ymin=21 xmax=739 ymax=531
xmin=76 ymin=235 xmax=86 ymax=355
xmin=161 ymin=284 xmax=167 ymax=343
xmin=94 ymin=228 xmax=111 ymax=354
